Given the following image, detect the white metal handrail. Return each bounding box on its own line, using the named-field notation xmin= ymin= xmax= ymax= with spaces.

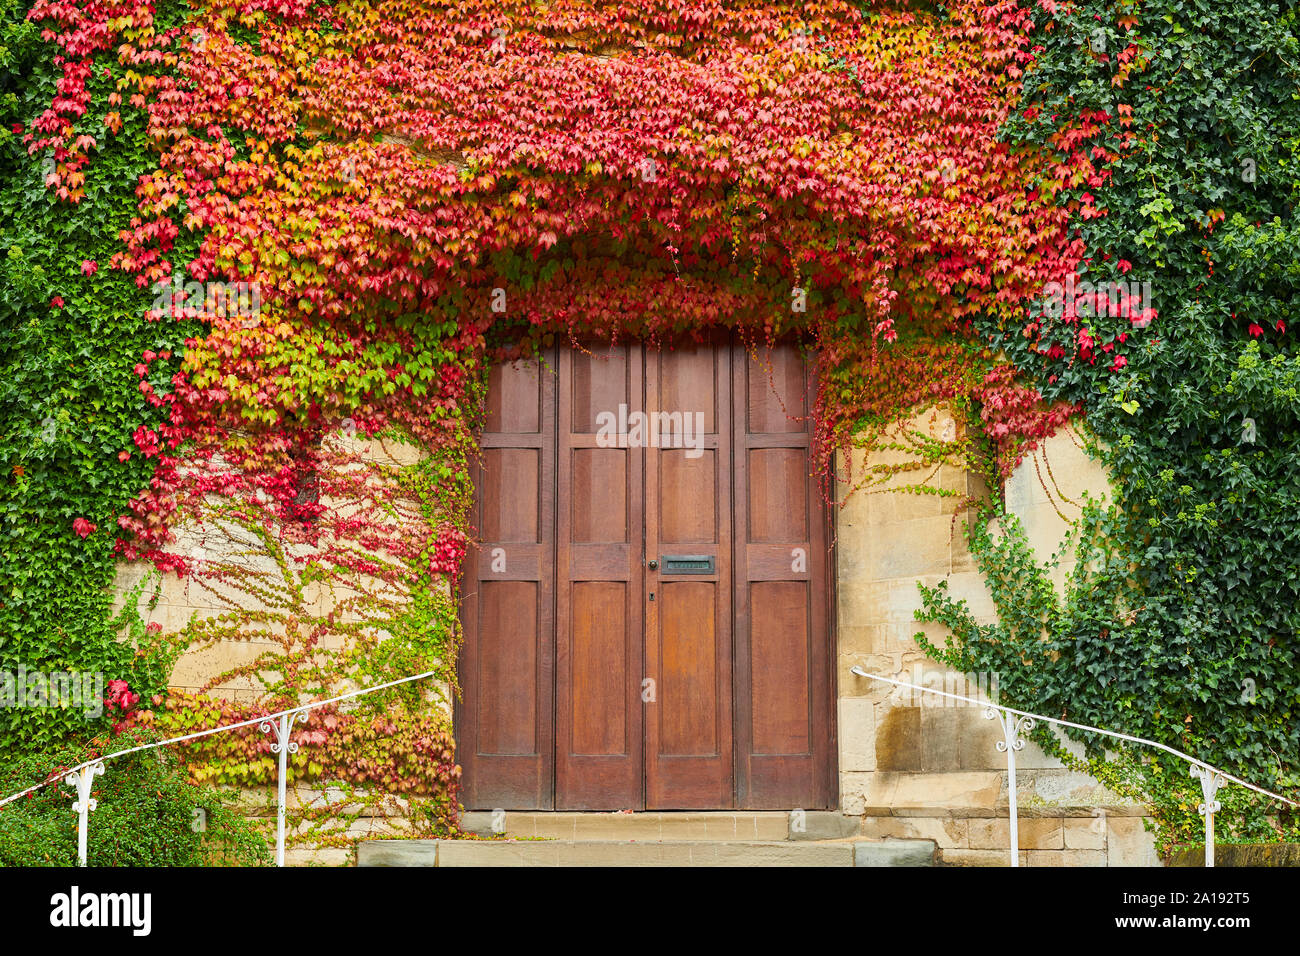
xmin=851 ymin=667 xmax=1299 ymax=867
xmin=0 ymin=669 xmax=439 ymax=866
xmin=7 ymin=665 xmax=1288 ymax=868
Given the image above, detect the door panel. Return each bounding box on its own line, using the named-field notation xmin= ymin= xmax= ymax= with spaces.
xmin=657 ymin=581 xmax=719 ymax=756
xmin=480 ymin=448 xmax=540 ymax=541
xmin=476 ymin=581 xmax=540 ymax=755
xmin=570 ymin=449 xmax=627 ymax=542
xmin=644 ymin=342 xmax=733 ymax=808
xmin=457 ymin=354 xmax=556 ymax=809
xmin=569 ymin=581 xmax=628 ymax=754
xmin=658 ymin=452 xmax=715 ymax=543
xmin=733 ymin=343 xmax=834 ymax=809
xmin=556 ymin=345 xmax=644 ymax=809
xmin=746 ymin=345 xmax=807 ymax=433
xmin=747 ymin=448 xmax=808 ymax=542
xmin=750 ymin=581 xmax=811 ymax=754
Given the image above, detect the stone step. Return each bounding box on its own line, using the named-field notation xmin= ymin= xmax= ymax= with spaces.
xmin=457 ymin=810 xmax=862 ymax=842
xmin=357 ymin=837 xmax=935 ymax=867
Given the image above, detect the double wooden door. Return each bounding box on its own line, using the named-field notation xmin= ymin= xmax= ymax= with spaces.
xmin=457 ymin=337 xmax=833 ymax=810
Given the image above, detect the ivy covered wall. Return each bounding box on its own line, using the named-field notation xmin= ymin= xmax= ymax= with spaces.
xmin=918 ymin=0 xmax=1300 ymax=852
xmin=0 ymin=0 xmax=1296 ymax=857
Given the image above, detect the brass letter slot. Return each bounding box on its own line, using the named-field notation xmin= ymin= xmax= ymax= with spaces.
xmin=660 ymin=555 xmax=714 ymax=574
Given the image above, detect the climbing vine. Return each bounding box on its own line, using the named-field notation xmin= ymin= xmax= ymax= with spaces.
xmin=10 ymin=0 xmax=1289 ymax=861
xmin=3 ymin=0 xmax=1081 ymax=827
xmin=919 ymin=0 xmax=1300 ymax=855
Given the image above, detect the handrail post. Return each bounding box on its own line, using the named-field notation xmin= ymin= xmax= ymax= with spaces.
xmin=261 ymin=711 xmax=306 ymax=867
xmin=987 ymin=707 xmax=1034 ymax=867
xmin=1190 ymin=765 xmax=1224 ymax=868
xmin=65 ymin=762 xmax=105 ymax=867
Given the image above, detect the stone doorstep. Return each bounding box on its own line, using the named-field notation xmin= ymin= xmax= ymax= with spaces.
xmin=355 ymin=838 xmax=936 ymax=867
xmin=458 ymin=810 xmax=863 ymax=842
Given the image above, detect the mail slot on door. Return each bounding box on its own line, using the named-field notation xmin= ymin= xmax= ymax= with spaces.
xmin=660 ymin=555 xmax=715 ymax=574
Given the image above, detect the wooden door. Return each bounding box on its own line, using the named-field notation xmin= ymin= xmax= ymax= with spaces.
xmin=457 ymin=338 xmax=833 ymax=811
xmin=644 ymin=340 xmax=733 ymax=808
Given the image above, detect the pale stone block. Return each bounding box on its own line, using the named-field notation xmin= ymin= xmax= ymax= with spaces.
xmin=838 ymin=652 xmax=906 ymax=697
xmin=938 ymin=572 xmax=997 ymax=622
xmin=921 ymin=705 xmax=1005 ymax=771
xmin=861 ymin=515 xmax=957 ymax=581
xmin=1064 ymin=817 xmax=1107 ymax=849
xmin=968 ymin=817 xmax=1063 ymax=850
xmin=169 ymin=641 xmax=274 ymax=689
xmin=703 ymin=813 xmax=794 ymax=841
xmin=835 ymin=623 xmax=883 ymax=659
xmin=839 ymin=776 xmax=867 ymax=816
xmin=146 ymin=601 xmax=200 ymax=634
xmin=427 ymin=840 xmax=856 ymax=867
xmin=842 ymin=771 xmax=895 ymax=815
xmin=834 ymin=576 xmax=881 ymax=631
xmin=289 ymin=787 xmax=410 ymax=819
xmin=1025 ymin=849 xmax=1065 ymax=867
xmin=860 ymin=815 xmax=968 ymax=849
xmin=358 ymin=434 xmax=424 ymax=467
xmin=539 ymin=813 xmax=664 ymax=842
xmin=838 ymin=697 xmax=876 ymax=771
xmin=343 ymin=816 xmax=410 ymax=840
xmin=870 ymin=466 xmax=968 ymax=524
xmin=1020 ymin=769 xmax=1131 ymax=809
xmin=882 ymin=621 xmax=947 ymax=654
xmin=880 ymin=488 xmax=948 ymax=524
xmin=877 ymin=772 xmax=1003 ymax=815
xmin=950 ymin=529 xmax=979 ymax=574
xmin=1040 ymin=428 xmax=1109 ymax=505
xmin=840 ymin=576 xmax=946 ymax=632
xmin=1001 ymin=432 xmax=1111 ymax=600
xmin=1107 ymin=816 xmax=1162 ymax=867
xmin=941 ymin=848 xmax=1027 ymax=867
xmin=285 ymin=846 xmax=351 ymax=867
xmin=1028 ymin=849 xmax=1107 ymax=867
xmin=1010 ymin=723 xmax=1085 ymax=771
xmin=484 ymin=812 xmax=792 ymax=842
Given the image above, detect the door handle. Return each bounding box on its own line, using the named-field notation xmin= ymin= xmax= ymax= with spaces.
xmin=648 ymin=559 xmax=658 ymax=570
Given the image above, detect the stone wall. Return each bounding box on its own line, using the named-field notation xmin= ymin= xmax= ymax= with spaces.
xmin=111 ymin=432 xmax=454 ymax=713
xmin=834 ymin=409 xmax=1162 ymax=867
xmin=108 ymin=432 xmax=452 ymax=866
